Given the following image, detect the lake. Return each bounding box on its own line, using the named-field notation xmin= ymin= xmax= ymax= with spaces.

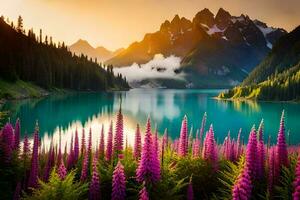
xmin=1 ymin=89 xmax=300 ymax=149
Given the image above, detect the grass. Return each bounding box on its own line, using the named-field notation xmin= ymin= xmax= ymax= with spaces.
xmin=0 ymin=79 xmax=49 ymax=100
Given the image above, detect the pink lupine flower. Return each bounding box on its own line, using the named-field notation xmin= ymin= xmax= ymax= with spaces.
xmin=28 ymin=127 xmax=39 ymax=188
xmin=99 ymin=124 xmax=105 ymax=159
xmin=134 ymin=124 xmax=142 ymax=159
xmin=236 ymin=129 xmax=242 ymax=159
xmin=232 ymin=167 xmax=252 ymax=200
xmin=276 ymin=110 xmax=288 ymax=168
xmin=202 ymin=125 xmax=218 ymax=169
xmin=112 ymin=161 xmax=126 ymax=200
xmin=67 ymin=135 xmax=74 ymax=169
xmin=188 ymin=126 xmax=193 ymax=150
xmin=74 ymin=129 xmax=79 ymax=163
xmin=139 ymin=186 xmax=149 ymax=200
xmin=268 ymin=146 xmax=278 ymax=195
xmin=192 ymin=130 xmax=200 ymax=157
xmin=136 ymin=117 xmax=160 ymax=184
xmin=88 ymin=128 xmax=92 ymax=155
xmin=199 ymin=112 xmax=207 ymax=153
xmin=1 ymin=123 xmax=14 ymax=162
xmin=106 ymin=121 xmax=113 ymax=162
xmin=58 ymin=159 xmax=67 ymax=180
xmin=178 ymin=115 xmax=188 ymax=157
xmin=23 ymin=133 xmax=30 ymax=157
xmin=113 ymin=107 xmax=124 ymax=156
xmin=293 ymin=154 xmax=300 ymax=199
xmin=245 ymin=126 xmax=258 ymax=180
xmin=257 ymin=120 xmax=265 ymax=178
xmin=89 ymin=156 xmax=100 ymax=200
xmin=187 ymin=180 xmax=194 ymax=200
xmin=81 ymin=128 xmax=86 ymax=156
xmin=14 ymin=119 xmax=20 ymax=151
xmin=80 ymin=151 xmax=89 ymax=181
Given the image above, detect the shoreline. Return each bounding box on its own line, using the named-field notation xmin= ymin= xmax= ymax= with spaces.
xmin=214 ymin=96 xmax=300 ymax=103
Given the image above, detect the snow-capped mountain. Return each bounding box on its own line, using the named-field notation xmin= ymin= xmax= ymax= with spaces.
xmin=106 ymin=8 xmax=287 ymax=88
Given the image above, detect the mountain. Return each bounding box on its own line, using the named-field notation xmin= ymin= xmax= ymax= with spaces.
xmin=0 ymin=17 xmax=129 ymax=99
xmin=219 ymin=26 xmax=300 ymax=101
xmin=69 ymin=39 xmax=124 ymax=62
xmin=106 ymin=8 xmax=286 ymax=88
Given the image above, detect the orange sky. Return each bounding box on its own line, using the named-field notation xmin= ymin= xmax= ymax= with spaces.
xmin=1 ymin=0 xmax=299 ymax=50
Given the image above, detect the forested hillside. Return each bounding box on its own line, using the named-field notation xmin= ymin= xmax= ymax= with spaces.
xmin=0 ymin=16 xmax=129 ymax=96
xmin=219 ymin=26 xmax=300 ymax=101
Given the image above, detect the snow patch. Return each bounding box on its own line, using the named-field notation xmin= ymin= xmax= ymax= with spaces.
xmin=207 ymin=25 xmax=223 ymax=35
xmin=114 ymin=54 xmax=184 ymax=82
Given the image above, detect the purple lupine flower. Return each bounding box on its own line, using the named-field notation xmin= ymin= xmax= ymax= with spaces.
xmin=1 ymin=123 xmax=14 ymax=162
xmin=139 ymin=186 xmax=149 ymax=200
xmin=106 ymin=121 xmax=113 ymax=162
xmin=28 ymin=126 xmax=39 ymax=189
xmin=202 ymin=125 xmax=218 ymax=169
xmin=74 ymin=129 xmax=79 ymax=163
xmin=58 ymin=159 xmax=67 ymax=180
xmin=268 ymin=146 xmax=278 ymax=195
xmin=88 ymin=128 xmax=92 ymax=156
xmin=99 ymin=124 xmax=105 ymax=159
xmin=232 ymin=167 xmax=252 ymax=200
xmin=13 ymin=182 xmax=21 ymax=200
xmin=199 ymin=112 xmax=207 ymax=154
xmin=81 ymin=128 xmax=86 ymax=156
xmin=257 ymin=120 xmax=265 ymax=179
xmin=245 ymin=126 xmax=258 ymax=180
xmin=113 ymin=107 xmax=124 ymax=156
xmin=136 ymin=117 xmax=160 ymax=184
xmin=112 ymin=161 xmax=126 ymax=200
xmin=67 ymin=135 xmax=74 ymax=169
xmin=14 ymin=119 xmax=20 ymax=151
xmin=187 ymin=180 xmax=194 ymax=200
xmin=43 ymin=143 xmax=54 ymax=181
xmin=134 ymin=124 xmax=142 ymax=159
xmin=80 ymin=151 xmax=89 ymax=181
xmin=89 ymin=156 xmax=100 ymax=200
xmin=178 ymin=115 xmax=188 ymax=157
xmin=276 ymin=110 xmax=288 ymax=168
xmin=23 ymin=133 xmax=30 ymax=157
xmin=293 ymin=154 xmax=300 ymax=199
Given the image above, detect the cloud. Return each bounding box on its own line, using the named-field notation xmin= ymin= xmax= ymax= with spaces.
xmin=114 ymin=54 xmax=184 ymax=82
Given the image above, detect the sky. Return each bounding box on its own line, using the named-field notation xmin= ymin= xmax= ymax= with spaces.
xmin=1 ymin=0 xmax=299 ymax=50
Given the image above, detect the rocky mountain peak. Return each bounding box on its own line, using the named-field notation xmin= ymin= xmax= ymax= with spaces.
xmin=215 ymin=8 xmax=232 ymax=29
xmin=193 ymin=8 xmax=215 ymax=28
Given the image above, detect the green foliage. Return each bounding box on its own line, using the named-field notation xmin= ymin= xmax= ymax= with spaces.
xmin=23 ymin=170 xmax=88 ymax=200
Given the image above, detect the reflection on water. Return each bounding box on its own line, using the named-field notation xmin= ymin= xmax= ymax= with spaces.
xmin=2 ymin=89 xmax=300 ymax=149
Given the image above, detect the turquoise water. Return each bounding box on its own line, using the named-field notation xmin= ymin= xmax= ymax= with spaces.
xmin=1 ymin=89 xmax=300 ymax=147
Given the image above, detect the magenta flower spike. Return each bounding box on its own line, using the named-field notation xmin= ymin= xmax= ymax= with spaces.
xmin=187 ymin=180 xmax=194 ymax=200
xmin=58 ymin=159 xmax=67 ymax=180
xmin=192 ymin=130 xmax=200 ymax=157
xmin=139 ymin=186 xmax=149 ymax=200
xmin=136 ymin=117 xmax=160 ymax=184
xmin=80 ymin=151 xmax=89 ymax=182
xmin=106 ymin=121 xmax=113 ymax=162
xmin=1 ymin=123 xmax=14 ymax=162
xmin=188 ymin=126 xmax=193 ymax=150
xmin=99 ymin=124 xmax=105 ymax=158
xmin=257 ymin=120 xmax=265 ymax=178
xmin=114 ymin=106 xmax=124 ymax=156
xmin=14 ymin=119 xmax=20 ymax=151
xmin=89 ymin=156 xmax=100 ymax=200
xmin=178 ymin=115 xmax=188 ymax=157
xmin=236 ymin=128 xmax=242 ymax=159
xmin=268 ymin=146 xmax=278 ymax=195
xmin=276 ymin=110 xmax=288 ymax=168
xmin=245 ymin=126 xmax=258 ymax=180
xmin=88 ymin=128 xmax=92 ymax=155
xmin=81 ymin=128 xmax=86 ymax=156
xmin=112 ymin=161 xmax=126 ymax=200
xmin=202 ymin=125 xmax=218 ymax=169
xmin=28 ymin=126 xmax=39 ymax=189
xmin=74 ymin=129 xmax=79 ymax=163
xmin=232 ymin=167 xmax=252 ymax=200
xmin=67 ymin=135 xmax=74 ymax=169
xmin=134 ymin=124 xmax=142 ymax=159
xmin=293 ymin=154 xmax=300 ymax=199
xmin=23 ymin=133 xmax=30 ymax=157
xmin=199 ymin=112 xmax=207 ymax=153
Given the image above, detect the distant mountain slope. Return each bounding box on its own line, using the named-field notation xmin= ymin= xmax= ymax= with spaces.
xmin=106 ymin=8 xmax=286 ymax=88
xmin=0 ymin=17 xmax=129 ymax=98
xmin=242 ymin=26 xmax=300 ymax=86
xmin=219 ymin=26 xmax=300 ymax=101
xmin=69 ymin=39 xmax=124 ymax=62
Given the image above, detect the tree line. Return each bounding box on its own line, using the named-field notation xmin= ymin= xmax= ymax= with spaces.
xmin=0 ymin=15 xmax=129 ymax=91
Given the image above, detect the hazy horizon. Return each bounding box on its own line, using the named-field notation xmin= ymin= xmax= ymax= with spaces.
xmin=1 ymin=0 xmax=300 ymax=50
